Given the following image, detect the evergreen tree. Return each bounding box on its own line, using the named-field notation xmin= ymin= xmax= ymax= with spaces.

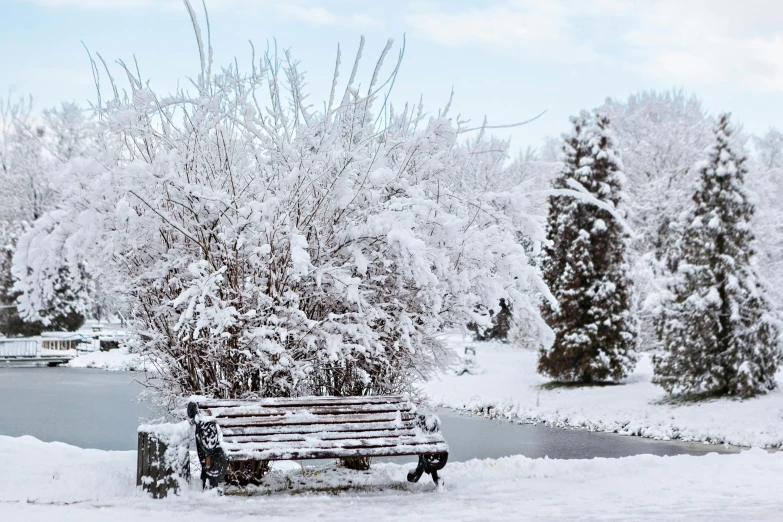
xmin=653 ymin=115 xmax=780 ymax=398
xmin=1 ymin=227 xmax=86 ymax=335
xmin=538 ymin=111 xmax=637 ymax=383
xmin=0 ymin=228 xmax=45 ymax=336
xmin=468 ymin=299 xmax=513 ymax=342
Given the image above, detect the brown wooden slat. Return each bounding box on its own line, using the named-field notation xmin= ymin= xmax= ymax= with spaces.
xmin=220 ymin=420 xmax=415 ymax=437
xmin=214 ymin=412 xmax=415 ymax=428
xmin=193 ymin=395 xmax=406 ymax=409
xmin=205 ymin=403 xmax=412 ymax=418
xmin=226 ymin=441 xmax=449 ymax=461
xmin=223 ymin=435 xmax=446 ymax=453
xmin=223 ymin=428 xmax=419 ymax=443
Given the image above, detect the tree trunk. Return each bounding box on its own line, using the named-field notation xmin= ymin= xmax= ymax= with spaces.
xmin=137 ymin=429 xmax=190 ymax=499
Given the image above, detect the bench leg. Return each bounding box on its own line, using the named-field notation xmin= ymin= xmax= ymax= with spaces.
xmin=202 ymin=451 xmax=228 ymax=490
xmin=407 ymin=453 xmax=448 ymax=485
xmin=407 ymin=458 xmax=426 ymax=483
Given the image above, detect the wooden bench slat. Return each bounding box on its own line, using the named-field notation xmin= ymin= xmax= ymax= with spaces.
xmin=193 ymin=395 xmax=406 ymax=408
xmin=220 ymin=420 xmax=415 ymax=437
xmin=213 ymin=412 xmax=415 ymax=428
xmin=204 ymin=403 xmax=412 ymax=418
xmin=223 ymin=428 xmax=419 ymax=443
xmin=223 ymin=434 xmax=445 ymax=452
xmin=226 ymin=441 xmax=449 ymax=461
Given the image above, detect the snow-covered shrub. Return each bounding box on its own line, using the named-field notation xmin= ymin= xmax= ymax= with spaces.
xmin=16 ymin=4 xmax=552 ymax=405
xmin=538 ymin=111 xmax=637 ymax=383
xmin=653 ymin=115 xmax=781 ymax=398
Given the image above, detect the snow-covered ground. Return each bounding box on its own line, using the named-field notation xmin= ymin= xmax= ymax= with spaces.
xmin=6 ymin=332 xmax=783 ymax=520
xmin=426 ymin=332 xmax=783 ymax=448
xmin=67 ymin=346 xmax=148 ymax=371
xmin=2 ymin=435 xmax=782 ymax=521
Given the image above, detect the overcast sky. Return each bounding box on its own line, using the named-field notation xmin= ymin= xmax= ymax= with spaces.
xmin=2 ymin=0 xmax=781 ymax=150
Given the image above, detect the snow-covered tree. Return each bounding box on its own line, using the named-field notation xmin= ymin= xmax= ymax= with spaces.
xmin=754 ymin=128 xmax=783 ymax=170
xmin=600 ymin=91 xmax=714 ymax=350
xmin=455 ymin=133 xmax=556 ymax=345
xmin=16 ymin=4 xmax=553 ymax=404
xmin=748 ymin=128 xmax=783 ymax=304
xmin=1 ymin=225 xmax=45 ymax=336
xmin=12 ymin=212 xmax=93 ymax=332
xmin=0 ymin=97 xmax=97 ymax=334
xmin=653 ymin=115 xmax=781 ymax=398
xmin=538 ymin=111 xmax=637 ymax=383
xmin=601 ymin=90 xmax=713 ymax=257
xmin=0 ymin=97 xmax=56 ymax=225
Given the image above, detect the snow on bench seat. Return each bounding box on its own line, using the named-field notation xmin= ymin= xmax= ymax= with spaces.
xmin=190 ymin=395 xmax=448 ymax=462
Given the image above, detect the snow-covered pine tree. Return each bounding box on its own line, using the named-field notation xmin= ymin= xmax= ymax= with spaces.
xmin=653 ymin=114 xmax=781 ymax=398
xmin=538 ymin=111 xmax=637 ymax=383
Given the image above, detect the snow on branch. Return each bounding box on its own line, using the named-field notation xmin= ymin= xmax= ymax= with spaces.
xmin=550 ymin=178 xmax=636 ymax=239
xmin=11 ymin=7 xmax=552 ymax=407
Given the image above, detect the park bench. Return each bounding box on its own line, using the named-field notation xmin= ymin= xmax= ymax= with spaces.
xmin=187 ymin=394 xmax=449 ymax=488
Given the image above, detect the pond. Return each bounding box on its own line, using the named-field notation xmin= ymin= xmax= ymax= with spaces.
xmin=0 ymin=367 xmax=735 ymax=460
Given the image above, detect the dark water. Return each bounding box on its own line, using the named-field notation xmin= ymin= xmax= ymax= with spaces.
xmin=433 ymin=408 xmax=734 ymax=460
xmin=0 ymin=367 xmax=158 ymax=450
xmin=0 ymin=367 xmax=734 ymax=459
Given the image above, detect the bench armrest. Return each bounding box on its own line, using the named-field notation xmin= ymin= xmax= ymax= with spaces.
xmin=414 ymin=412 xmax=442 ymax=433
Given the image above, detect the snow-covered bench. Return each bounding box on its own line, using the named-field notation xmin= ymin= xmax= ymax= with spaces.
xmin=187 ymin=395 xmax=449 ymax=486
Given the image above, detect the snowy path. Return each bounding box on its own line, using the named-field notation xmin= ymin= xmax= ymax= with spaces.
xmin=425 ymin=333 xmax=783 ymax=448
xmin=2 ymin=435 xmax=782 ymax=521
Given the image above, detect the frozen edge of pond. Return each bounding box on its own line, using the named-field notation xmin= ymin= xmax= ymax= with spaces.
xmin=426 ymin=336 xmax=783 ymax=450
xmin=433 ymin=401 xmax=746 ymax=453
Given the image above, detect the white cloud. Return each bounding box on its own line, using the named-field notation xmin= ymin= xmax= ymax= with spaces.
xmin=408 ymin=1 xmax=563 ymax=45
xmin=23 ymin=0 xmax=783 ymax=92
xmin=405 ymin=0 xmax=605 ymax=64
xmin=405 ymin=0 xmax=783 ymax=92
xmin=21 ymin=0 xmax=178 ymax=8
xmin=745 ymin=35 xmax=783 ymax=92
xmin=626 ymin=0 xmax=783 ymax=92
xmin=277 ymin=4 xmax=382 ymax=29
xmin=20 ymin=0 xmax=383 ymax=29
xmin=279 ymin=5 xmax=340 ymax=25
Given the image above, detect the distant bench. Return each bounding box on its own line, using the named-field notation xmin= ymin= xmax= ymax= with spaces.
xmin=188 ymin=394 xmax=449 ymax=487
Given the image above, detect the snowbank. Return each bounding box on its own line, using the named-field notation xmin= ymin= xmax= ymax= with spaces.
xmin=2 ymin=435 xmax=782 ymax=521
xmin=68 ymin=347 xmax=148 ymax=371
xmin=426 ymin=333 xmax=783 ymax=448
xmin=0 ymin=435 xmax=136 ymax=504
